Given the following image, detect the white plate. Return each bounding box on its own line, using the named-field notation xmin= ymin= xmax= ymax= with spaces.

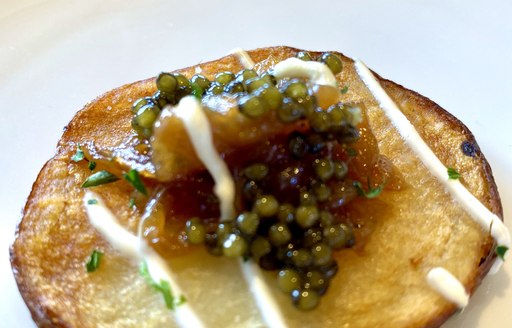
xmin=1 ymin=0 xmax=511 ymax=327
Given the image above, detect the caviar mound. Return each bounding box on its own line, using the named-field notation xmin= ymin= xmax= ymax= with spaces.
xmin=11 ymin=46 xmax=501 ymax=328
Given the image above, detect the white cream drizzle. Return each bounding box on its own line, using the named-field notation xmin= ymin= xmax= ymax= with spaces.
xmin=230 ymin=48 xmax=256 ymax=69
xmin=168 ymin=96 xmax=235 ymax=223
xmin=171 ymin=93 xmax=288 ymax=328
xmin=272 ymin=57 xmax=337 ymax=87
xmin=354 ymin=59 xmax=510 ymax=306
xmin=427 ymin=268 xmax=469 ymax=308
xmin=240 ymin=260 xmax=288 ymax=328
xmin=83 ymin=191 xmax=205 ymax=328
xmin=228 ymin=50 xmax=293 ymax=328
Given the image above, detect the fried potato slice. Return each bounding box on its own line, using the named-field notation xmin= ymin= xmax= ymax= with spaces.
xmin=11 ymin=46 xmax=502 ymax=327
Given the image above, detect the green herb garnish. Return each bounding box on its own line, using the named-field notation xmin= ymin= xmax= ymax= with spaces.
xmin=86 ymin=250 xmax=103 ymax=272
xmin=175 ymin=295 xmax=187 ymax=307
xmin=88 ymin=161 xmax=96 ymax=171
xmin=139 ymin=261 xmax=185 ymax=310
xmin=354 ymin=178 xmax=384 ymax=199
xmin=496 ymin=245 xmax=508 ymax=261
xmin=123 ymin=169 xmax=147 ymax=195
xmin=139 ymin=261 xmax=152 ymax=283
xmin=447 ymin=167 xmax=460 ymax=180
xmin=129 ymin=197 xmax=136 ymax=208
xmin=87 ymin=199 xmax=98 ymax=205
xmin=81 ymin=170 xmax=119 ymax=188
xmin=159 ymin=280 xmax=176 ymax=309
xmin=340 ymin=85 xmax=349 ymax=94
xmin=71 ymin=145 xmax=85 ymax=162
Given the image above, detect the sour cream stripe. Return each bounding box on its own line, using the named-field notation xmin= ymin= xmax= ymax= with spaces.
xmin=240 ymin=260 xmax=288 ymax=328
xmin=231 ymin=48 xmax=256 ymax=69
xmin=83 ymin=192 xmax=206 ymax=328
xmin=166 ymin=96 xmax=236 ymax=223
xmin=427 ymin=267 xmax=469 ymax=308
xmin=273 ymin=57 xmax=337 ymax=87
xmin=355 ymin=60 xmax=510 ymax=267
xmin=232 ymin=49 xmax=337 ymax=89
xmin=169 ymin=93 xmax=289 ymax=328
xmin=229 ymin=50 xmax=291 ymax=328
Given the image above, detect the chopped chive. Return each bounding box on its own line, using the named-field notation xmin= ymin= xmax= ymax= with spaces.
xmin=159 ymin=280 xmax=175 ymax=309
xmin=447 ymin=167 xmax=460 ymax=180
xmin=176 ymin=295 xmax=187 ymax=307
xmin=139 ymin=261 xmax=186 ymax=310
xmin=123 ymin=169 xmax=147 ymax=195
xmin=71 ymin=145 xmax=85 ymax=162
xmin=496 ymin=245 xmax=508 ymax=261
xmin=81 ymin=170 xmax=119 ymax=188
xmin=87 ymin=199 xmax=98 ymax=205
xmin=353 ymin=178 xmax=384 ymax=199
xmin=340 ymin=85 xmax=349 ymax=94
xmin=86 ymin=250 xmax=103 ymax=272
xmin=139 ymin=261 xmax=155 ymax=286
xmin=88 ymin=161 xmax=96 ymax=171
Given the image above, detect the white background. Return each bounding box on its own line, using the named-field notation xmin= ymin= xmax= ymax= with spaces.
xmin=1 ymin=0 xmax=511 ymax=327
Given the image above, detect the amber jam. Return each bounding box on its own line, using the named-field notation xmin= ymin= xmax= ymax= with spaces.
xmin=140 ymin=104 xmax=396 ymax=259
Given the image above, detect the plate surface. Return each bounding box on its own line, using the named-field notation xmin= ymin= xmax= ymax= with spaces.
xmin=1 ymin=0 xmax=511 ymax=327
